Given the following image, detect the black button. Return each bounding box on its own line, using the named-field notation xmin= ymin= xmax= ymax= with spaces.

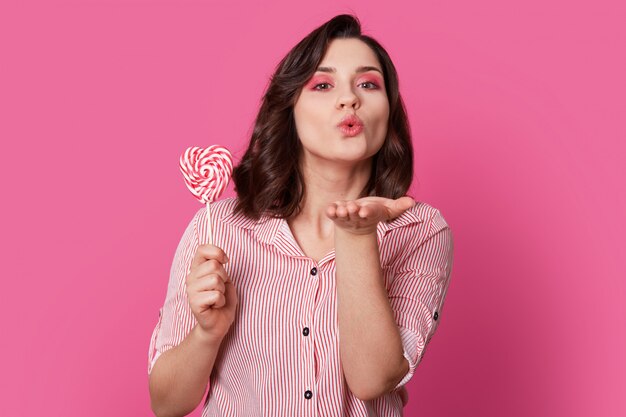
xmin=303 ymin=327 xmax=310 ymax=336
xmin=310 ymin=267 xmax=317 ymax=276
xmin=433 ymin=311 xmax=439 ymax=320
xmin=304 ymin=390 xmax=313 ymax=399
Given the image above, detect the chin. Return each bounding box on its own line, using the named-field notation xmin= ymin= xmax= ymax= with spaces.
xmin=340 ymin=143 xmax=379 ymax=160
xmin=333 ymin=151 xmax=377 ymax=165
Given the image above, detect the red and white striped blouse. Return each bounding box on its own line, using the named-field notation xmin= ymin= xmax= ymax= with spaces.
xmin=149 ymin=197 xmax=454 ymax=416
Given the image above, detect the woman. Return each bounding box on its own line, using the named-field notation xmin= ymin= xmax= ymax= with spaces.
xmin=148 ymin=14 xmax=454 ymax=417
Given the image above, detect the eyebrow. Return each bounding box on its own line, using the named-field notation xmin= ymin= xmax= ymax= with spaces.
xmin=315 ymin=65 xmax=383 ymax=76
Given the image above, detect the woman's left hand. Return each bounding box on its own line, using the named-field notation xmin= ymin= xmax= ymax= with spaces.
xmin=326 ymin=196 xmax=416 ymax=236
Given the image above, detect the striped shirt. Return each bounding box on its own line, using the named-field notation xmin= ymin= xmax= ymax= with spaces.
xmin=148 ymin=197 xmax=454 ymax=416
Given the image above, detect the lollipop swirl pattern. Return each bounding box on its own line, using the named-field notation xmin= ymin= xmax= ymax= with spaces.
xmin=179 ymin=145 xmax=233 ymax=204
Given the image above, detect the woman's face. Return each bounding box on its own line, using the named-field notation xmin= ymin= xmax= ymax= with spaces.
xmin=293 ymin=38 xmax=389 ymax=168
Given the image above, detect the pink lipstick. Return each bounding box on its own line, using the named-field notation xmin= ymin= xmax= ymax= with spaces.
xmin=337 ymin=114 xmax=364 ymax=137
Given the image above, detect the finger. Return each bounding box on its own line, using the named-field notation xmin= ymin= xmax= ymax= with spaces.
xmin=191 ymin=244 xmax=229 ymax=269
xmin=192 ymin=259 xmax=230 ymax=283
xmin=351 ymin=202 xmax=373 ymax=222
xmin=192 ymin=274 xmax=226 ymax=294
xmin=357 ymin=204 xmax=372 ymax=219
xmin=335 ymin=201 xmax=349 ymax=218
xmin=223 ymin=281 xmax=238 ymax=308
xmin=195 ymin=290 xmax=226 ymax=310
xmin=345 ymin=201 xmax=360 ymax=217
xmin=326 ymin=202 xmax=338 ymax=219
xmin=388 ymin=196 xmax=416 ymax=218
xmin=395 ymin=196 xmax=416 ymax=210
xmin=212 ymin=293 xmax=226 ymax=309
xmin=187 ymin=265 xmax=230 ymax=291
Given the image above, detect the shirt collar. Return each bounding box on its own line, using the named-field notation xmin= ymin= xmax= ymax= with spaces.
xmin=218 ymin=210 xmax=282 ymax=245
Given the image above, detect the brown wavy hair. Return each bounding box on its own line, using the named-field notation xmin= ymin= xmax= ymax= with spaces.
xmin=232 ymin=14 xmax=413 ymax=220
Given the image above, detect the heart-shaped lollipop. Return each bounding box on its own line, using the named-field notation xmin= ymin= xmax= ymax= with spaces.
xmin=180 ymin=145 xmax=233 ymax=204
xmin=179 ymin=145 xmax=233 ymax=244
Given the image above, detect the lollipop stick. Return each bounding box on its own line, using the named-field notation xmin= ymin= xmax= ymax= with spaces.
xmin=205 ymin=201 xmax=213 ymax=246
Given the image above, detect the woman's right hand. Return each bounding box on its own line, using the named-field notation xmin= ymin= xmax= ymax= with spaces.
xmin=186 ymin=244 xmax=238 ymax=342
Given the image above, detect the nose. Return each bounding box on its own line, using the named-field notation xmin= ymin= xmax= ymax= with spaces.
xmin=336 ymin=86 xmax=360 ymax=110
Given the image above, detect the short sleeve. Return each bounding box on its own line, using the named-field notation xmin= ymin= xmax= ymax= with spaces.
xmin=385 ymin=209 xmax=454 ymax=391
xmin=148 ymin=208 xmax=203 ymax=375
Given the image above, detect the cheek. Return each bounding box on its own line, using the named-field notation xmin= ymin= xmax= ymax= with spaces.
xmin=294 ymin=101 xmax=328 ymax=136
xmin=371 ymin=103 xmax=390 ymax=137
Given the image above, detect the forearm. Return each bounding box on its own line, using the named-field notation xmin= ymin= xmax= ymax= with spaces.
xmin=335 ymin=228 xmax=408 ymax=400
xmin=149 ymin=325 xmax=224 ymax=417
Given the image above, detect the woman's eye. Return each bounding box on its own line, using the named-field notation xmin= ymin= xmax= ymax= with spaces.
xmin=360 ymin=81 xmax=378 ymax=89
xmin=314 ymin=83 xmax=331 ymax=90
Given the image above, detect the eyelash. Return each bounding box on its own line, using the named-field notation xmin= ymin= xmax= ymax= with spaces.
xmin=313 ymin=81 xmax=379 ymax=90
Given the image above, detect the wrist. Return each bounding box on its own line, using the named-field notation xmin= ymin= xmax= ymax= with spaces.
xmin=192 ymin=325 xmax=224 ymax=347
xmin=334 ymin=225 xmax=378 ymax=239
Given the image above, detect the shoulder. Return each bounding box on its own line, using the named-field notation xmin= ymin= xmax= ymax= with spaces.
xmin=413 ymin=201 xmax=450 ymax=233
xmin=193 ymin=196 xmax=262 ymax=231
xmin=409 ymin=200 xmax=447 ymax=223
xmin=190 ymin=197 xmax=262 ymax=246
xmin=208 ymin=196 xmax=239 ymax=219
xmin=380 ymin=200 xmax=453 ymax=269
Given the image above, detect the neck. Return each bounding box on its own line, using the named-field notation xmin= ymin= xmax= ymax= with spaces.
xmin=289 ymin=156 xmax=372 ymax=238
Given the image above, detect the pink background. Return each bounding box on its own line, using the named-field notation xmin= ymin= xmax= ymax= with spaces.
xmin=1 ymin=0 xmax=624 ymax=416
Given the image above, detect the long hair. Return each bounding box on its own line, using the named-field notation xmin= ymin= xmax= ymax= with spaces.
xmin=232 ymin=14 xmax=413 ymax=220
